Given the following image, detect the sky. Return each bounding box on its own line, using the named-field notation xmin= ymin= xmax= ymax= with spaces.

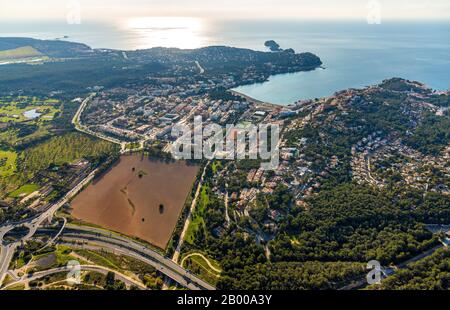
xmin=1 ymin=0 xmax=450 ymax=22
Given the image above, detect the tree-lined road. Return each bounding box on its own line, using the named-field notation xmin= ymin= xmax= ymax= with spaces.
xmin=72 ymin=93 xmax=123 ymax=147
xmin=172 ymin=162 xmax=210 ymax=264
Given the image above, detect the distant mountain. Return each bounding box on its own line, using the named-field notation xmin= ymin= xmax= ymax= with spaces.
xmin=130 ymin=45 xmax=322 ymax=74
xmin=0 ymin=37 xmax=323 ymax=94
xmin=0 ymin=37 xmax=322 ymax=69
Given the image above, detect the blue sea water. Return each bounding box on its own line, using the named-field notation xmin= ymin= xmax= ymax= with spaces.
xmin=1 ymin=19 xmax=449 ymax=104
xmin=230 ymin=21 xmax=450 ymax=104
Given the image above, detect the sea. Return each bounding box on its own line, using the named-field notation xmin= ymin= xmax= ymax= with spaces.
xmin=1 ymin=19 xmax=449 ymax=105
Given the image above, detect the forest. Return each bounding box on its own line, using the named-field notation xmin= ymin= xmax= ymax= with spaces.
xmin=17 ymin=132 xmax=118 ymax=180
xmin=405 ymin=113 xmax=450 ymax=156
xmin=375 ymin=248 xmax=450 ymax=290
xmin=218 ymin=261 xmax=365 ymax=290
xmin=186 ymin=177 xmax=449 ymax=289
xmin=181 ymin=80 xmax=450 ymax=289
xmin=0 ymin=132 xmax=119 ymax=222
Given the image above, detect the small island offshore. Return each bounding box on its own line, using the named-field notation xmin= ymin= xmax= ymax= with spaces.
xmin=0 ymin=36 xmax=325 ymax=290
xmin=0 ymin=36 xmax=448 ymax=293
xmin=0 ymin=37 xmax=322 ymax=94
xmin=264 ymin=40 xmax=296 ymax=54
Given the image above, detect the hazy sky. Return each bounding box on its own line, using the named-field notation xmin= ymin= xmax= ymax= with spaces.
xmin=1 ymin=0 xmax=449 ymax=21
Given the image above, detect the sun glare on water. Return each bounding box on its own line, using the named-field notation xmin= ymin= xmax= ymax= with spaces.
xmin=124 ymin=17 xmax=206 ymax=50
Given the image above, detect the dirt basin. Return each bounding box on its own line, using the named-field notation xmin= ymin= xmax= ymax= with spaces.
xmin=70 ymin=154 xmax=199 ymax=248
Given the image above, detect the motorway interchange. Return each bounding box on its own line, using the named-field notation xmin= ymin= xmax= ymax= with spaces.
xmin=0 ymin=93 xmax=215 ymax=290
xmin=0 ymin=169 xmax=215 ymax=290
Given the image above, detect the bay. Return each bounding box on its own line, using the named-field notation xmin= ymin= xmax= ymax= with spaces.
xmin=1 ymin=19 xmax=449 ymax=104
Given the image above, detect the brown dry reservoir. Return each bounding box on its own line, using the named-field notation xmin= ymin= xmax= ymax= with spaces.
xmin=70 ymin=154 xmax=199 ymax=249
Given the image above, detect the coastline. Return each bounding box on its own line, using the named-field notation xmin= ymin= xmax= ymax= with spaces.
xmin=231 ymin=67 xmax=326 ymax=106
xmin=229 ymin=90 xmax=284 ymax=109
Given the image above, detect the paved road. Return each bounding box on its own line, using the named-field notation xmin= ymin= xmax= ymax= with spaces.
xmin=36 ymin=218 xmax=67 ymax=253
xmin=2 ymin=264 xmax=147 ymax=290
xmin=396 ymin=245 xmax=443 ymax=268
xmin=195 ymin=61 xmax=205 ymax=74
xmin=72 ymin=94 xmax=92 ymax=127
xmin=339 ymin=244 xmax=444 ymax=290
xmin=0 ymin=97 xmax=216 ymax=290
xmin=0 ymin=170 xmax=97 ymax=286
xmin=0 ymin=162 xmax=216 ymax=290
xmin=180 ymin=253 xmax=221 ymax=274
xmin=59 ymin=227 xmax=215 ymax=290
xmin=72 ymin=93 xmax=123 ymax=147
xmin=172 ymin=162 xmax=210 ymax=264
xmin=0 ymin=244 xmax=17 ymax=285
xmin=224 ymin=188 xmax=231 ymax=227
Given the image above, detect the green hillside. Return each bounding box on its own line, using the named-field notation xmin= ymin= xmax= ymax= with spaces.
xmin=0 ymin=46 xmax=42 ymax=61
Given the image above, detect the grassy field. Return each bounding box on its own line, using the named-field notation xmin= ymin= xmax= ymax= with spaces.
xmin=0 ymin=46 xmax=42 ymax=61
xmin=5 ymin=283 xmax=25 ymax=290
xmin=211 ymin=161 xmax=222 ymax=174
xmin=74 ymin=249 xmax=120 ymax=271
xmin=182 ymin=253 xmax=221 ymax=286
xmin=9 ymin=184 xmax=40 ymax=198
xmin=73 ymin=248 xmax=164 ymax=289
xmin=0 ymin=96 xmax=60 ymax=123
xmin=0 ymin=150 xmax=17 ymax=177
xmin=185 ymin=185 xmax=209 ymax=244
xmin=30 ymin=245 xmax=86 ymax=272
xmin=125 ymin=142 xmax=141 ymax=150
xmin=0 ymin=96 xmax=61 ymax=147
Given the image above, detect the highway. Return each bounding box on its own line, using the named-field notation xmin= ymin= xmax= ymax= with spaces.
xmin=0 ymin=95 xmax=217 ymax=290
xmin=35 ymin=217 xmax=67 ymax=253
xmin=2 ymin=264 xmax=147 ymax=290
xmin=1 ymin=219 xmax=216 ymax=289
xmin=0 ymin=169 xmax=97 ymax=286
xmin=59 ymin=225 xmax=215 ymax=290
xmin=0 ymin=244 xmax=17 ymax=285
